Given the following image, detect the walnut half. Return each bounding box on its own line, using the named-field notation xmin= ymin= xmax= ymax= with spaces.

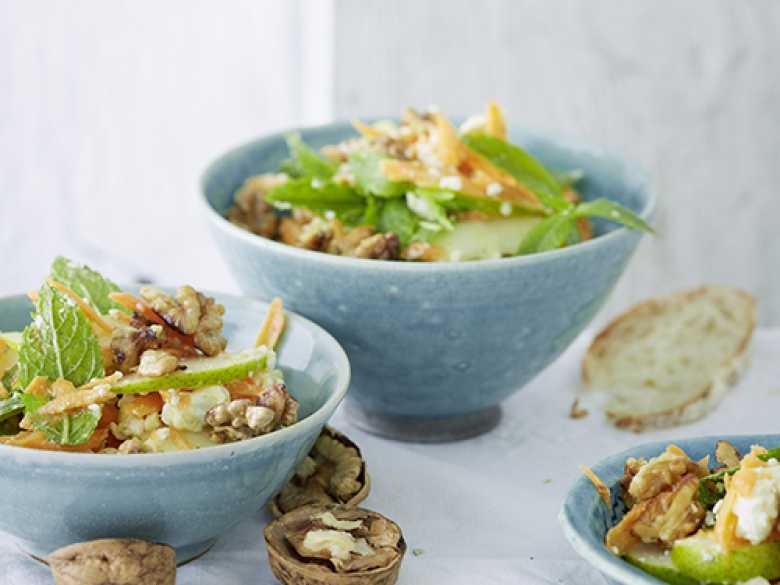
xmin=264 ymin=505 xmax=405 ymax=585
xmin=271 ymin=427 xmax=370 ymax=517
xmin=47 ymin=538 xmax=175 ymax=585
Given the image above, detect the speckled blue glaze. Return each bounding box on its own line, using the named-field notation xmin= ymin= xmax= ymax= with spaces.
xmin=200 ymin=122 xmax=654 ymax=421
xmin=0 ymin=292 xmax=350 ymax=562
xmin=560 ymin=435 xmax=780 ymax=585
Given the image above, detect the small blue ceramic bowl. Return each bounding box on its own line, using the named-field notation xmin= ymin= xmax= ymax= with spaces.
xmin=559 ymin=435 xmax=778 ymax=585
xmin=0 ymin=291 xmax=350 ymax=562
xmin=200 ymin=122 xmax=654 ymax=441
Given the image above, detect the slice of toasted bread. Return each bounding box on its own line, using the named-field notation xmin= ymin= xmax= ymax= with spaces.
xmin=582 ymin=286 xmax=757 ymax=432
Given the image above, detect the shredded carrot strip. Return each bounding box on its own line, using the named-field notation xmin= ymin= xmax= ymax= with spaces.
xmin=580 ymin=464 xmax=611 ymax=508
xmin=48 ymin=280 xmax=112 ymax=333
xmin=256 ymin=298 xmax=285 ymax=350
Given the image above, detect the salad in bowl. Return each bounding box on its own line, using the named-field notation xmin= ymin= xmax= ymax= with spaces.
xmin=0 ymin=257 xmax=296 ymax=454
xmin=227 ymin=102 xmax=651 ymax=262
xmin=582 ymin=440 xmax=780 ymax=585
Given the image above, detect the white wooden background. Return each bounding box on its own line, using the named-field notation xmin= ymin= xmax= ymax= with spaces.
xmin=2 ymin=0 xmax=779 ymax=324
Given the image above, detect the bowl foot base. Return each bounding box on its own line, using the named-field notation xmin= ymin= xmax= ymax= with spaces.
xmin=344 ymin=401 xmax=501 ymax=443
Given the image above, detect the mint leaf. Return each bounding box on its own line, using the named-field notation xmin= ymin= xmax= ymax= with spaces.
xmin=0 ymin=393 xmax=23 ymax=422
xmin=379 ymin=199 xmax=419 ymax=246
xmin=280 ymin=133 xmax=337 ymax=179
xmin=34 ymin=406 xmax=102 ymax=446
xmin=50 ymin=256 xmax=126 ymax=315
xmin=266 ymin=178 xmax=366 ymax=223
xmin=517 ymin=214 xmax=577 ymax=255
xmin=347 ymin=151 xmax=409 ymax=197
xmin=574 ymin=198 xmax=653 ymax=233
xmin=17 ymin=284 xmax=105 ymax=388
xmin=461 ymin=133 xmax=569 ymax=211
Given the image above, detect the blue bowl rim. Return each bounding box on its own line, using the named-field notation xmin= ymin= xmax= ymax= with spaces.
xmin=198 ymin=120 xmax=657 ymax=273
xmin=0 ymin=291 xmax=351 ymax=466
xmin=557 ymin=434 xmax=780 ymax=584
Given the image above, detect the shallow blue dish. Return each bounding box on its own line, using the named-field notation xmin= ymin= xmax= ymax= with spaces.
xmin=200 ymin=122 xmax=655 ymax=442
xmin=559 ymin=435 xmax=778 ymax=585
xmin=0 ymin=291 xmax=350 ymax=563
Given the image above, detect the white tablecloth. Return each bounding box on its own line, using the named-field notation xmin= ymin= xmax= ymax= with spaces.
xmin=4 ymin=329 xmax=780 ymax=584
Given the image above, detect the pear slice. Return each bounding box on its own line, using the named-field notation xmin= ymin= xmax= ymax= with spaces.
xmin=0 ymin=332 xmax=23 ymax=352
xmin=432 ymin=216 xmax=541 ymax=261
xmin=671 ymin=530 xmax=780 ymax=584
xmin=113 ymin=347 xmax=274 ymax=395
xmin=624 ymin=543 xmax=698 ymax=585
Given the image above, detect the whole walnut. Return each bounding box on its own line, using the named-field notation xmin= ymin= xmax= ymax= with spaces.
xmin=47 ymin=538 xmax=175 ymax=585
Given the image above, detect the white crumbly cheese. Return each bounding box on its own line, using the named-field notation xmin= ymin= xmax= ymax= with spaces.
xmin=439 ymin=176 xmax=463 ymax=191
xmin=737 ymin=578 xmax=772 ymax=585
xmin=499 ymin=202 xmax=512 ymax=217
xmin=486 ymin=182 xmax=503 ymax=197
xmin=730 ymin=463 xmax=780 ymax=545
xmin=161 ymin=385 xmax=230 ymax=432
xmin=324 ymin=210 xmax=336 ymax=221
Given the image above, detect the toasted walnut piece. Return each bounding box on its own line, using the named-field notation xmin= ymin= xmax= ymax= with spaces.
xmin=117 ymin=438 xmax=146 ymax=454
xmin=205 ymin=398 xmax=279 ymax=443
xmin=628 ymin=445 xmax=707 ymax=502
xmin=47 ymin=538 xmax=175 ymax=585
xmin=631 ymin=474 xmax=705 ymax=544
xmin=607 ymin=474 xmax=705 ymax=554
xmin=298 ymin=217 xmax=334 ymax=251
xmin=140 ymin=286 xmax=227 ymax=356
xmin=255 ymin=383 xmax=299 ymax=427
xmin=329 ymin=226 xmax=376 ymax=256
xmin=350 ymin=233 xmax=400 ymax=260
xmin=400 ymin=241 xmax=441 ymax=262
xmin=619 ymin=457 xmax=647 ymax=508
xmin=715 ymin=440 xmax=741 ymax=469
xmin=137 ymin=350 xmax=178 ymax=377
xmin=265 ymin=505 xmax=405 ymax=583
xmin=569 ymin=398 xmax=588 ymax=419
xmin=227 ymin=174 xmax=285 ymax=238
xmin=111 ymin=324 xmax=165 ymax=374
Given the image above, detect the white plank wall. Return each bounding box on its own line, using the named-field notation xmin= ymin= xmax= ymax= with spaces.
xmin=0 ymin=0 xmax=305 ymax=295
xmin=333 ymin=0 xmax=780 ymax=325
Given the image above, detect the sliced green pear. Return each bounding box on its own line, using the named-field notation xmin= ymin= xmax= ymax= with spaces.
xmin=0 ymin=332 xmax=23 ymax=352
xmin=432 ymin=216 xmax=542 ymax=261
xmin=113 ymin=347 xmax=274 ymax=395
xmin=671 ymin=530 xmax=780 ymax=584
xmin=624 ymin=543 xmax=698 ymax=585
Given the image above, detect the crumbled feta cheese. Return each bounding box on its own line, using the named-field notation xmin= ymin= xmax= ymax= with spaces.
xmin=486 ymin=182 xmax=503 ymax=197
xmin=161 ymin=385 xmax=229 ymax=432
xmin=324 ymin=210 xmax=336 ymax=221
xmin=728 ymin=463 xmax=780 ymax=545
xmin=499 ymin=202 xmax=512 ymax=217
xmin=311 ymin=178 xmax=324 ymax=189
xmin=439 ymin=176 xmax=463 ymax=191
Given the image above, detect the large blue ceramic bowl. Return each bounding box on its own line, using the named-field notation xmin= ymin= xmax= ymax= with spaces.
xmin=559 ymin=435 xmax=778 ymax=585
xmin=200 ymin=122 xmax=654 ymax=441
xmin=0 ymin=291 xmax=350 ymax=562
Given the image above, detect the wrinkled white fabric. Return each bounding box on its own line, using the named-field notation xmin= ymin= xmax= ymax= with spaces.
xmin=4 ymin=330 xmax=779 ymax=584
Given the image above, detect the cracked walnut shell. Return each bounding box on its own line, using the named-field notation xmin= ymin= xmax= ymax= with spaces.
xmin=264 ymin=505 xmax=405 ymax=585
xmin=271 ymin=427 xmax=370 ymax=518
xmin=46 ymin=538 xmax=175 ymax=585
